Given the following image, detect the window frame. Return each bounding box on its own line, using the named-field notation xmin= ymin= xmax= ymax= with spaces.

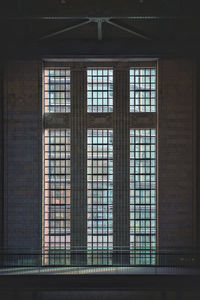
xmin=42 ymin=59 xmax=158 ymax=266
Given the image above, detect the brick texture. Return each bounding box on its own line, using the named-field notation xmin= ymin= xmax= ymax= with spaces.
xmin=4 ymin=61 xmax=42 ymax=252
xmin=158 ymin=58 xmax=196 ymax=250
xmin=1 ymin=58 xmax=197 ymax=260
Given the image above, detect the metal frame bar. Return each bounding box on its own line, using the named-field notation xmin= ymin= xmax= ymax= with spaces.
xmin=97 ymin=20 xmax=103 ymax=41
xmin=39 ymin=20 xmax=91 ymax=40
xmin=39 ymin=17 xmax=151 ymax=41
xmin=106 ymin=20 xmax=150 ymax=40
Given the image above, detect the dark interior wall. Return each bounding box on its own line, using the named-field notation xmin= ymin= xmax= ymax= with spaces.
xmin=0 ymin=63 xmax=3 ymax=250
xmin=158 ymin=58 xmax=196 ymax=251
xmin=0 ymin=57 xmax=198 ymax=254
xmin=197 ymin=59 xmax=200 ymax=250
xmin=3 ymin=61 xmax=42 ymax=251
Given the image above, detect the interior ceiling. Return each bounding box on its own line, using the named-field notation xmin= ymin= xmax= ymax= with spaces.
xmin=0 ymin=0 xmax=199 ymax=57
xmin=0 ymin=0 xmax=199 ymax=17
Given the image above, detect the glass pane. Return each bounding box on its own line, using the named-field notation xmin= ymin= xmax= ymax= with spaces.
xmin=44 ymin=129 xmax=71 ymax=265
xmin=130 ymin=68 xmax=156 ymax=112
xmin=44 ymin=69 xmax=70 ymax=113
xmin=87 ymin=69 xmax=113 ymax=113
xmin=130 ymin=129 xmax=156 ymax=265
xmin=87 ymin=129 xmax=113 ymax=265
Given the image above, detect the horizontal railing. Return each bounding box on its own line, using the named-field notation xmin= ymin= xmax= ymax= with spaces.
xmin=0 ymin=249 xmax=199 ymax=269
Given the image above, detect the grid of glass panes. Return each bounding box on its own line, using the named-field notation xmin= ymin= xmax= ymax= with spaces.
xmin=87 ymin=129 xmax=113 ymax=265
xmin=130 ymin=129 xmax=156 ymax=265
xmin=44 ymin=69 xmax=70 ymax=113
xmin=130 ymin=68 xmax=156 ymax=112
xmin=87 ymin=69 xmax=113 ymax=113
xmin=44 ymin=129 xmax=71 ymax=265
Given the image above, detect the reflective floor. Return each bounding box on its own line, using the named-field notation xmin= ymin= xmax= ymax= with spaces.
xmin=1 ymin=266 xmax=200 ymax=275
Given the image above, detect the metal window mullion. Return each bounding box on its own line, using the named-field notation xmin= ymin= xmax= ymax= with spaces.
xmin=150 ymin=130 xmax=152 ymax=260
xmin=113 ymin=68 xmax=130 ymax=265
xmin=71 ymin=68 xmax=87 ymax=265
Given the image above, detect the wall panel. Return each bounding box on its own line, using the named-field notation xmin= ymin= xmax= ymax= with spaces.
xmin=158 ymin=58 xmax=196 ymax=252
xmin=4 ymin=61 xmax=42 ymax=257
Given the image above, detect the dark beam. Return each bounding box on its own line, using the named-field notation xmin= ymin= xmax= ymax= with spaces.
xmin=2 ymin=40 xmax=200 ymax=59
xmin=0 ymin=15 xmax=194 ymax=21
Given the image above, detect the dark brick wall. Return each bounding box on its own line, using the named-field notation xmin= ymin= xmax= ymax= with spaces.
xmin=158 ymin=58 xmax=196 ymax=250
xmin=4 ymin=61 xmax=42 ymax=251
xmin=1 ymin=58 xmax=198 ymax=256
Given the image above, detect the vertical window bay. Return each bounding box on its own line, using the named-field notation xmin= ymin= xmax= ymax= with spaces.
xmin=44 ymin=69 xmax=70 ymax=113
xmin=44 ymin=129 xmax=71 ymax=265
xmin=130 ymin=129 xmax=156 ymax=265
xmin=87 ymin=69 xmax=113 ymax=113
xmin=130 ymin=68 xmax=156 ymax=112
xmin=87 ymin=129 xmax=113 ymax=265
